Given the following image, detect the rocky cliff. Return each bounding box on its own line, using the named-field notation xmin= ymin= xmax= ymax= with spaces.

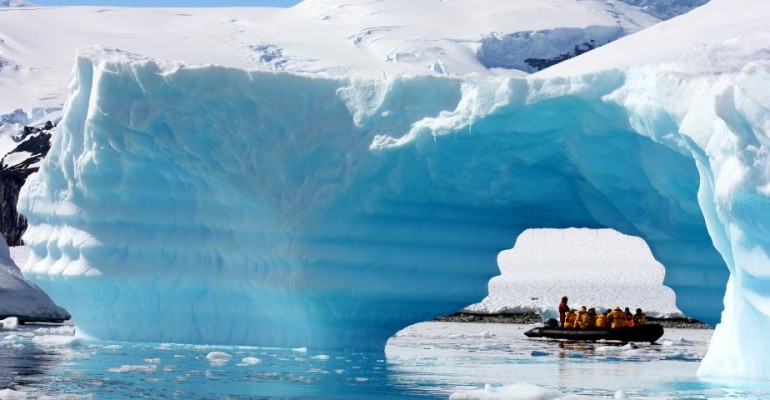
xmin=0 ymin=122 xmax=53 ymax=246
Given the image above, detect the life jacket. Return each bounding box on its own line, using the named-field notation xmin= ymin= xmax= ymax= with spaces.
xmin=633 ymin=313 xmax=647 ymax=326
xmin=625 ymin=311 xmax=634 ymax=327
xmin=564 ymin=312 xmax=576 ymax=329
xmin=609 ymin=309 xmax=626 ymax=329
xmin=577 ymin=311 xmax=591 ymax=329
xmin=594 ymin=314 xmax=608 ymax=329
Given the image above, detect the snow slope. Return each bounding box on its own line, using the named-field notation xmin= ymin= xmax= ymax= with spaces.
xmin=618 ymin=0 xmax=709 ymax=20
xmin=537 ymin=0 xmax=770 ymax=78
xmin=0 ymin=238 xmax=69 ymax=321
xmin=0 ymin=0 xmax=658 ymax=115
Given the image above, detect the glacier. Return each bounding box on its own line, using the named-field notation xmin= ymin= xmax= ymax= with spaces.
xmin=16 ymin=11 xmax=770 ymax=382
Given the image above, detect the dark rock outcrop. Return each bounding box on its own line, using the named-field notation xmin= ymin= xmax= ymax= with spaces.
xmin=0 ymin=122 xmax=53 ymax=246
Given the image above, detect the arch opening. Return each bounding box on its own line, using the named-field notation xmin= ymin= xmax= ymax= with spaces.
xmin=464 ymin=228 xmax=686 ymax=321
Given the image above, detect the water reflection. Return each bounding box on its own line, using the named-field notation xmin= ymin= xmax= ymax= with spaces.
xmin=0 ymin=340 xmax=55 ymax=389
xmin=2 ymin=321 xmax=769 ymax=399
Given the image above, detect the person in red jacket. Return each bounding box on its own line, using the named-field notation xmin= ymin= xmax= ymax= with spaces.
xmin=558 ymin=296 xmax=569 ymax=327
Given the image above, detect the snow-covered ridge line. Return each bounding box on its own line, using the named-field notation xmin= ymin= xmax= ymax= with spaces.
xmin=0 ymin=0 xmax=660 ymax=115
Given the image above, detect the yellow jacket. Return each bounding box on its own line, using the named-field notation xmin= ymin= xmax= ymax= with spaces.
xmin=609 ymin=309 xmax=626 ymax=329
xmin=633 ymin=314 xmax=647 ymax=326
xmin=577 ymin=311 xmax=592 ymax=329
xmin=594 ymin=314 xmax=608 ymax=329
xmin=625 ymin=312 xmax=634 ymax=327
xmin=564 ymin=311 xmax=576 ymax=329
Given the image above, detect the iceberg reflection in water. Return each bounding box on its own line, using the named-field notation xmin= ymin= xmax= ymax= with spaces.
xmin=1 ymin=321 xmax=769 ymax=399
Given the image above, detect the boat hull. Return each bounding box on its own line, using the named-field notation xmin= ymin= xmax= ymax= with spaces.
xmin=524 ymin=324 xmax=664 ymax=343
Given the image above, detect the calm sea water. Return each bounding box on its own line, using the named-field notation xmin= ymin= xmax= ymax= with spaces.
xmin=2 ymin=321 xmax=769 ymax=399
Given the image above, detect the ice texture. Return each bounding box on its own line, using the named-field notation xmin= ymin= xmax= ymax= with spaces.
xmin=0 ymin=237 xmax=69 ymax=322
xmin=16 ymin=10 xmax=770 ymax=381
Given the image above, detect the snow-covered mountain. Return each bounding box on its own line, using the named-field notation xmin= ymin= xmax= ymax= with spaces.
xmin=619 ymin=0 xmax=709 ymax=20
xmin=0 ymin=0 xmax=663 ymax=116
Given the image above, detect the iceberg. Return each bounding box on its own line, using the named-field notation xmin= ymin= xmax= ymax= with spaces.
xmin=11 ymin=44 xmax=725 ymax=350
xmin=0 ymin=237 xmax=69 ymax=322
xmin=15 ymin=0 xmax=770 ymax=381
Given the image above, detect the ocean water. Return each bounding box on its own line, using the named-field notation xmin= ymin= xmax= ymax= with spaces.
xmin=1 ymin=321 xmax=769 ymax=399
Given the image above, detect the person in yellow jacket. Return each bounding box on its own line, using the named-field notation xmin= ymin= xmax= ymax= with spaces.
xmin=587 ymin=308 xmax=597 ymax=328
xmin=563 ymin=309 xmax=577 ymax=329
xmin=594 ymin=309 xmax=608 ymax=329
xmin=576 ymin=307 xmax=591 ymax=329
xmin=608 ymin=307 xmax=626 ymax=329
xmin=624 ymin=307 xmax=634 ymax=327
xmin=632 ymin=308 xmax=647 ymax=326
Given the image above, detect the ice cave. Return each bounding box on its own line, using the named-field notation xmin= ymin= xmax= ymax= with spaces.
xmin=17 ymin=46 xmax=770 ymax=380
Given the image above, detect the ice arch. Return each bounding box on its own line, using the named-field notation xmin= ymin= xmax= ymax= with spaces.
xmin=17 ymin=48 xmax=770 ymax=379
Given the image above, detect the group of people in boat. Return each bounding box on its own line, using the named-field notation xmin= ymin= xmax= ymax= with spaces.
xmin=558 ymin=296 xmax=647 ymax=329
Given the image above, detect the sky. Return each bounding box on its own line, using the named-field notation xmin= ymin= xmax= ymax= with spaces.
xmin=31 ymin=0 xmax=301 ymax=6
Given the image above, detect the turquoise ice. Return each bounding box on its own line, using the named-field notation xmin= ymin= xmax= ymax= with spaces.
xmin=18 ymin=37 xmax=770 ymax=381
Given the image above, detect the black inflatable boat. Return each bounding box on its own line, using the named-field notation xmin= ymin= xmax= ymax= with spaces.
xmin=524 ymin=323 xmax=664 ymax=344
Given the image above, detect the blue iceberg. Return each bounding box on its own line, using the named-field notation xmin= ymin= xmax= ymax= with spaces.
xmin=17 ymin=38 xmax=770 ymax=380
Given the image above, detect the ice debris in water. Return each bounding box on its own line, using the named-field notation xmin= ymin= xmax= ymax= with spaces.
xmin=206 ymin=351 xmax=232 ymax=366
xmin=449 ymin=382 xmax=565 ymax=400
xmin=240 ymin=356 xmax=261 ymax=365
xmin=0 ymin=317 xmax=18 ymax=330
xmin=107 ymin=365 xmax=158 ymax=373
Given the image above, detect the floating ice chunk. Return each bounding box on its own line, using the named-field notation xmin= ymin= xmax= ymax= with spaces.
xmin=595 ymin=343 xmax=634 ymax=353
xmin=449 ymin=382 xmax=564 ymax=400
xmin=662 ymin=337 xmax=690 ymax=346
xmin=311 ymin=354 xmax=330 ymax=360
xmin=614 ymin=389 xmax=628 ymax=399
xmin=2 ymin=334 xmax=20 ymax=342
xmin=0 ymin=388 xmax=27 ymax=399
xmin=292 ymin=347 xmax=308 ymax=353
xmin=1 ymin=317 xmax=18 ymax=330
xmin=38 ymin=394 xmax=93 ymax=400
xmin=240 ymin=357 xmax=261 ymax=365
xmin=144 ymin=358 xmax=161 ymax=364
xmin=206 ymin=351 xmax=232 ymax=360
xmin=107 ymin=365 xmax=157 ymax=373
xmin=32 ymin=335 xmax=77 ymax=347
xmin=206 ymin=351 xmax=232 ymax=366
xmin=34 ymin=326 xmax=75 ymax=336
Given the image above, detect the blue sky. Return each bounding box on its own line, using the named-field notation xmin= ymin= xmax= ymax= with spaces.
xmin=33 ymin=0 xmax=301 ymax=6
